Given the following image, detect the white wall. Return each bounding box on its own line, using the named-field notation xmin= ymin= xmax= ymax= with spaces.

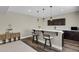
xmin=0 ymin=12 xmax=43 ymax=38
xmin=0 ymin=11 xmax=79 ymax=38
xmin=43 ymin=12 xmax=79 ymax=30
xmin=0 ymin=11 xmax=79 ymax=50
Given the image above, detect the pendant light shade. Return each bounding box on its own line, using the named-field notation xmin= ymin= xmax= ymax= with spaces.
xmin=50 ymin=6 xmax=53 ymax=20
xmin=37 ymin=10 xmax=39 ymax=22
xmin=42 ymin=8 xmax=45 ymax=21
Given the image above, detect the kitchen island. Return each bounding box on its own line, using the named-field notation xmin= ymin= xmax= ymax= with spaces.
xmin=32 ymin=28 xmax=64 ymax=51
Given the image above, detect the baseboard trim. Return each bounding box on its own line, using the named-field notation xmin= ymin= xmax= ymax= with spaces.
xmin=21 ymin=35 xmax=32 ymax=39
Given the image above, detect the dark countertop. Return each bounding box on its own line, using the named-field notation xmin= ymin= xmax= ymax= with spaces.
xmin=63 ymin=30 xmax=79 ymax=32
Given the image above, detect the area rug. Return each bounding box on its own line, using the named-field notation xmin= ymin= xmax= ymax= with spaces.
xmin=22 ymin=37 xmax=57 ymax=52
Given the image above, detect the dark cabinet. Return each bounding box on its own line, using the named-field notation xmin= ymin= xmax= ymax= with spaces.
xmin=64 ymin=30 xmax=79 ymax=41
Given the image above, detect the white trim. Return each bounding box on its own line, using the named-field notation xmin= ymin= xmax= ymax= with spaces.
xmin=21 ymin=35 xmax=32 ymax=39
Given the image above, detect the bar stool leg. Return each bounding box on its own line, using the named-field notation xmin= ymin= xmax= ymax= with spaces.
xmin=44 ymin=39 xmax=47 ymax=48
xmin=49 ymin=39 xmax=52 ymax=47
xmin=32 ymin=35 xmax=34 ymax=43
xmin=36 ymin=35 xmax=38 ymax=43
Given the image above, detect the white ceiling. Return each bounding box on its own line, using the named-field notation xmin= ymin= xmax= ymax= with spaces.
xmin=0 ymin=6 xmax=9 ymax=14
xmin=0 ymin=6 xmax=79 ymax=17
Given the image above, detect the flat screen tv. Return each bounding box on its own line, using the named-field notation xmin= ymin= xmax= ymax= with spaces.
xmin=48 ymin=18 xmax=65 ymax=26
xmin=71 ymin=27 xmax=78 ymax=30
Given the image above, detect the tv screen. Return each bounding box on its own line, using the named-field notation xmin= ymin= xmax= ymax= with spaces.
xmin=48 ymin=18 xmax=65 ymax=26
xmin=71 ymin=27 xmax=78 ymax=30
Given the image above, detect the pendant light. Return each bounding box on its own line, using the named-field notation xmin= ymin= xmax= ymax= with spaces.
xmin=36 ymin=10 xmax=41 ymax=29
xmin=50 ymin=6 xmax=53 ymax=21
xmin=42 ymin=8 xmax=45 ymax=21
xmin=37 ymin=10 xmax=39 ymax=22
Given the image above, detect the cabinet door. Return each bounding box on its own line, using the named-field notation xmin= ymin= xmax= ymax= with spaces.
xmin=64 ymin=31 xmax=70 ymax=39
xmin=71 ymin=32 xmax=79 ymax=41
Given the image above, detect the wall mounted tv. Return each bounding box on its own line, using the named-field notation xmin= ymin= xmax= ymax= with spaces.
xmin=48 ymin=18 xmax=65 ymax=26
